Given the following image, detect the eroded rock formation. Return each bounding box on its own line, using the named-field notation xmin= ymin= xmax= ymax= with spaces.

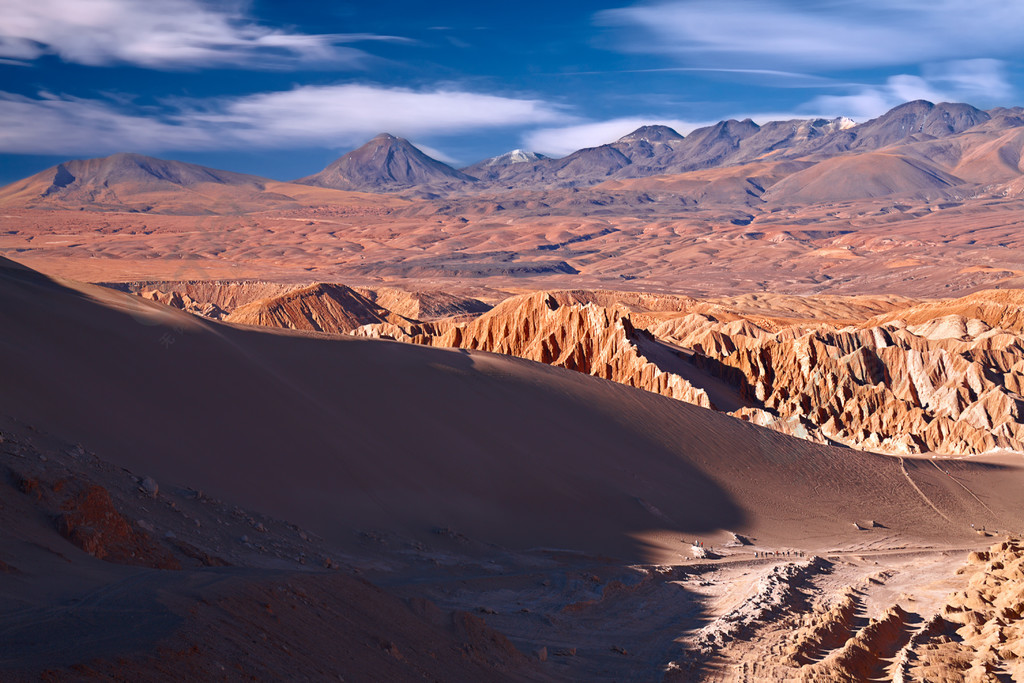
xmin=651 ymin=304 xmax=1024 ymax=455
xmin=354 ymin=291 xmax=714 ymax=409
xmin=224 ymin=283 xmax=416 ymax=334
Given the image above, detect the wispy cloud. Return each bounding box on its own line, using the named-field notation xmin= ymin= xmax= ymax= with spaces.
xmin=0 ymin=92 xmax=215 ymax=154
xmin=598 ymin=1 xmax=1024 ymax=72
xmin=922 ymin=59 xmax=1014 ymax=101
xmin=801 ymin=60 xmax=1013 ymax=120
xmin=0 ymin=85 xmax=572 ymax=155
xmin=560 ymin=67 xmax=841 ymax=88
xmin=0 ymin=0 xmax=404 ymax=69
xmin=523 ymin=117 xmax=704 ymax=157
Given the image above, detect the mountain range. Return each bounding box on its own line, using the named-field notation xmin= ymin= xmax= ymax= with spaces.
xmin=3 ymin=99 xmax=1024 ymax=214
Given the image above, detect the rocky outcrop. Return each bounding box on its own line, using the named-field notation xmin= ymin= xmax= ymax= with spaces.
xmin=56 ymin=484 xmax=181 ymax=569
xmin=140 ymin=288 xmax=226 ymax=319
xmin=692 ymin=559 xmax=826 ymax=658
xmin=12 ymin=470 xmax=180 ymax=569
xmin=904 ymin=538 xmax=1024 ymax=681
xmin=354 ymin=291 xmax=713 ymax=409
xmin=781 ymin=589 xmax=860 ymax=666
xmin=224 ymin=283 xmax=416 ymax=334
xmin=801 ymin=604 xmax=912 ymax=682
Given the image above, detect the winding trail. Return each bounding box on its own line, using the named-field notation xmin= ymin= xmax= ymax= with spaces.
xmin=927 ymin=459 xmax=997 ymax=518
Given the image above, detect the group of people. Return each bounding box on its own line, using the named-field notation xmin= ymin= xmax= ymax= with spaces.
xmin=684 ymin=540 xmax=808 ymax=560
xmin=754 ymin=549 xmax=803 ymax=558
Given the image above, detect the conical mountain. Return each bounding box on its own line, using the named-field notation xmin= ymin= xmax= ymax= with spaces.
xmin=297 ymin=133 xmax=475 ymax=192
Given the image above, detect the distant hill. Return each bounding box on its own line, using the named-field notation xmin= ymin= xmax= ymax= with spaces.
xmin=460 ymin=149 xmax=548 ymax=182
xmin=0 ymin=152 xmax=392 ymax=214
xmin=224 ymin=283 xmax=417 ymax=333
xmin=761 ymin=152 xmax=963 ymax=204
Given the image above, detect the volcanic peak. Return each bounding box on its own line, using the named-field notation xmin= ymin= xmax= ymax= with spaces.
xmin=297 ymin=133 xmax=475 ymax=192
xmin=617 ymin=125 xmax=685 ymax=143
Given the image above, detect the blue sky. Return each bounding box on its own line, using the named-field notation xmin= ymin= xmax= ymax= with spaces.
xmin=2 ymin=0 xmax=1023 ymax=184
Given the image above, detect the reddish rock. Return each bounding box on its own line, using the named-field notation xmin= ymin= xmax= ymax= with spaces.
xmin=56 ymin=485 xmax=180 ymax=570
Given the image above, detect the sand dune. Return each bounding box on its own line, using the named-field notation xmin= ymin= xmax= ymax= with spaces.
xmin=3 ymin=256 xmax=1020 ymax=562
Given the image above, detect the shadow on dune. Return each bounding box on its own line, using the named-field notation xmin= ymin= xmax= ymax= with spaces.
xmin=0 ymin=257 xmax=745 ymax=562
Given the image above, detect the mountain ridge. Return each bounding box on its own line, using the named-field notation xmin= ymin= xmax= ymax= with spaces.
xmin=3 ymin=100 xmax=1024 ymax=211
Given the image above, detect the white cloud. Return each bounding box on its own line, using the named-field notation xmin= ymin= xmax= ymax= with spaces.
xmin=0 ymin=86 xmax=571 ymax=155
xmin=522 ymin=117 xmax=702 ymax=157
xmin=0 ymin=0 xmax=399 ymax=69
xmin=204 ymin=85 xmax=571 ymax=147
xmin=598 ymin=1 xmax=1024 ymax=72
xmin=801 ymin=60 xmax=1013 ymax=120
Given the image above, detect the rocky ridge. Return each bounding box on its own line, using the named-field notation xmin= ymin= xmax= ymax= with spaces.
xmin=924 ymin=538 xmax=1024 ymax=680
xmin=224 ymin=282 xmax=416 ymax=334
xmin=352 ymin=291 xmax=714 ymax=409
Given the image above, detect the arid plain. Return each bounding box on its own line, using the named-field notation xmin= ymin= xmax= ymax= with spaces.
xmin=3 ymin=100 xmax=1024 ymax=681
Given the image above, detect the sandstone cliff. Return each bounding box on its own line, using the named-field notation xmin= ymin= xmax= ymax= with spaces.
xmin=350 ymin=288 xmax=1024 ymax=456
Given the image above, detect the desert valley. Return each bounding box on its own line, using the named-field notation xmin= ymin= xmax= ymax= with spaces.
xmin=3 ymin=98 xmax=1024 ymax=682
